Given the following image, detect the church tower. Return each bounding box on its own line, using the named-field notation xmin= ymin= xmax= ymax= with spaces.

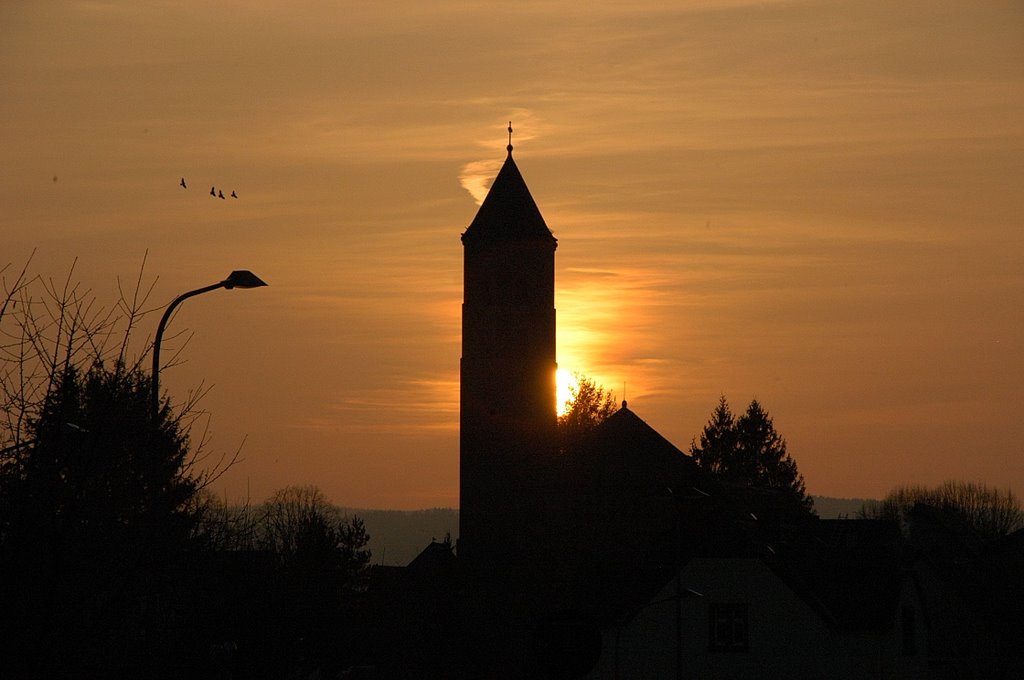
xmin=459 ymin=129 xmax=558 ymax=568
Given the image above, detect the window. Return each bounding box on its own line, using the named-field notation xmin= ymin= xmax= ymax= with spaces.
xmin=709 ymin=603 xmax=749 ymax=652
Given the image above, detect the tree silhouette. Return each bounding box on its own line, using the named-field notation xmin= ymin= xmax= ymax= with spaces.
xmin=690 ymin=396 xmax=813 ymax=514
xmin=557 ymin=373 xmax=617 ymax=450
xmin=863 ymin=481 xmax=1024 ymax=539
xmin=1 ymin=256 xmax=236 ymax=674
xmin=0 ymin=359 xmax=214 ymax=676
xmin=1 ymin=257 xmax=230 ymax=556
xmin=689 ymin=395 xmax=738 ymax=477
xmin=258 ymin=485 xmax=371 ymax=586
xmin=8 ymin=361 xmax=198 ymax=562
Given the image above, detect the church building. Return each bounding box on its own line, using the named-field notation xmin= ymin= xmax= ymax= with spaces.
xmin=457 ymin=130 xmax=701 ymax=585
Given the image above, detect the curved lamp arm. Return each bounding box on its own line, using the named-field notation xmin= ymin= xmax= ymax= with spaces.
xmin=151 ymin=270 xmax=267 ymax=418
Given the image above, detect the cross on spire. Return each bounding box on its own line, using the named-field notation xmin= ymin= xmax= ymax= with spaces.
xmin=507 ymin=121 xmax=513 ymax=155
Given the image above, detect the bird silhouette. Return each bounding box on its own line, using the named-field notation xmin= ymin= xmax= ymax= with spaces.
xmin=210 ymin=186 xmax=216 ymax=196
xmin=180 ymin=177 xmax=187 ymax=189
xmin=218 ymin=190 xmax=225 ymax=199
xmin=230 ymin=190 xmax=237 ymax=198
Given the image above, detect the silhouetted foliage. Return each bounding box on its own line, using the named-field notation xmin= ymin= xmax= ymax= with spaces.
xmin=558 ymin=373 xmax=617 ymax=450
xmin=0 ymin=256 xmax=239 ymax=676
xmin=195 ymin=497 xmax=458 ymax=565
xmin=0 ymin=362 xmax=219 ymax=677
xmin=862 ymin=480 xmax=1024 ymax=539
xmin=4 ymin=361 xmax=199 ymax=563
xmin=257 ymin=485 xmax=371 ymax=586
xmin=690 ymin=396 xmax=813 ymax=514
xmin=190 ymin=489 xmax=261 ymax=551
xmin=689 ymin=395 xmax=738 ymax=477
xmin=1 ymin=258 xmax=229 ymax=557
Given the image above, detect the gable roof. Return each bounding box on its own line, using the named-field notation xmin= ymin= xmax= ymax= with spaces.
xmin=570 ymin=404 xmax=700 ymax=493
xmin=461 ymin=151 xmax=556 ymax=245
xmin=407 ymin=540 xmax=457 ymax=573
xmin=769 ymin=526 xmax=905 ymax=632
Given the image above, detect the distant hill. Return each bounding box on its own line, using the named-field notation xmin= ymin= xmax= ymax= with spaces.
xmin=340 ymin=497 xmax=878 ymax=566
xmin=811 ymin=495 xmax=879 ymax=519
xmin=338 ymin=507 xmax=458 ymax=567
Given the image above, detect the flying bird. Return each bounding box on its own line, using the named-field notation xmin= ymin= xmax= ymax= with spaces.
xmin=180 ymin=177 xmax=187 ymax=189
xmin=218 ymin=190 xmax=225 ymax=199
xmin=230 ymin=190 xmax=237 ymax=198
xmin=210 ymin=186 xmax=216 ymax=196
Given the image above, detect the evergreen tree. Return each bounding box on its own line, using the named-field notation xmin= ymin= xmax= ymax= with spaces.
xmin=5 ymin=360 xmax=199 ymax=566
xmin=735 ymin=399 xmax=811 ymax=511
xmin=689 ymin=395 xmax=738 ymax=478
xmin=690 ymin=397 xmax=813 ymax=514
xmin=1 ymin=360 xmax=205 ymax=675
xmin=1 ymin=259 xmax=239 ymax=674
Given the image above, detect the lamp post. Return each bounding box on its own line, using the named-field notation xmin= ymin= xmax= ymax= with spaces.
xmin=152 ymin=270 xmax=267 ymax=418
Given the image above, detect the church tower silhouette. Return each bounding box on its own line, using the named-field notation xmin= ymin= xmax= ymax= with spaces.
xmin=459 ymin=129 xmax=558 ymax=569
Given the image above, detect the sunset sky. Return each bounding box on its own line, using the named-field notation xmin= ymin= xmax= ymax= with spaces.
xmin=3 ymin=0 xmax=1022 ymax=510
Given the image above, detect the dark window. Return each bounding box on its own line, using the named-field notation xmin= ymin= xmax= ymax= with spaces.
xmin=709 ymin=603 xmax=749 ymax=652
xmin=901 ymin=605 xmax=916 ymax=655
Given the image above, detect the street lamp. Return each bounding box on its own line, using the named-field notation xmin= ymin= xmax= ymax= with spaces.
xmin=152 ymin=270 xmax=267 ymax=417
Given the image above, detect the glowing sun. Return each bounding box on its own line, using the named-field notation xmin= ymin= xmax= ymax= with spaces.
xmin=556 ymin=368 xmax=578 ymax=417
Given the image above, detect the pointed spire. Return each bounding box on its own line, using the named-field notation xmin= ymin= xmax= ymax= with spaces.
xmin=462 ymin=126 xmax=556 ymax=245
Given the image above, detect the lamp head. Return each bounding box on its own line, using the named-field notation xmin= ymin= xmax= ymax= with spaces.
xmin=223 ymin=270 xmax=268 ymax=290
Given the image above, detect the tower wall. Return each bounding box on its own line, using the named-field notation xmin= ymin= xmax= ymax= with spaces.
xmin=458 ymin=158 xmax=559 ymax=570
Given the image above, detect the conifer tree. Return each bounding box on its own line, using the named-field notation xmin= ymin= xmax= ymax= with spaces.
xmin=9 ymin=361 xmax=199 ymax=564
xmin=735 ymin=399 xmax=811 ymax=511
xmin=689 ymin=395 xmax=738 ymax=478
xmin=690 ymin=397 xmax=813 ymax=514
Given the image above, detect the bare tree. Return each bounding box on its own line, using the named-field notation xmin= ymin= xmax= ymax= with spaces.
xmin=863 ymin=481 xmax=1024 ymax=539
xmin=255 ymin=485 xmax=371 ymax=585
xmin=189 ymin=489 xmax=261 ymax=551
xmin=258 ymin=485 xmax=335 ymax=556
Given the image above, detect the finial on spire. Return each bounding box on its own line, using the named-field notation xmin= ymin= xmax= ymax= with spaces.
xmin=507 ymin=121 xmax=513 ymax=155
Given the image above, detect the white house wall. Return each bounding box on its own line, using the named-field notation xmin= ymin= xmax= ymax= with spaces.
xmin=587 ymin=557 xmax=929 ymax=680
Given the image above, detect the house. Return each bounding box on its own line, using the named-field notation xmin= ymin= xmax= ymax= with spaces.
xmin=903 ymin=509 xmax=1024 ymax=679
xmin=587 ymin=522 xmax=931 ymax=680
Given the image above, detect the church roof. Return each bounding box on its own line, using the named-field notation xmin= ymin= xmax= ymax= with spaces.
xmin=578 ymin=404 xmax=698 ymax=474
xmin=462 ymin=149 xmax=556 ymax=245
xmin=568 ymin=403 xmax=701 ymax=501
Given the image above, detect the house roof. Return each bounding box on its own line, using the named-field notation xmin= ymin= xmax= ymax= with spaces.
xmin=768 ymin=531 xmax=905 ymax=632
xmin=678 ymin=517 xmax=906 ymax=632
xmin=461 ymin=150 xmax=556 ymax=245
xmin=407 ymin=540 xmax=457 ymax=573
